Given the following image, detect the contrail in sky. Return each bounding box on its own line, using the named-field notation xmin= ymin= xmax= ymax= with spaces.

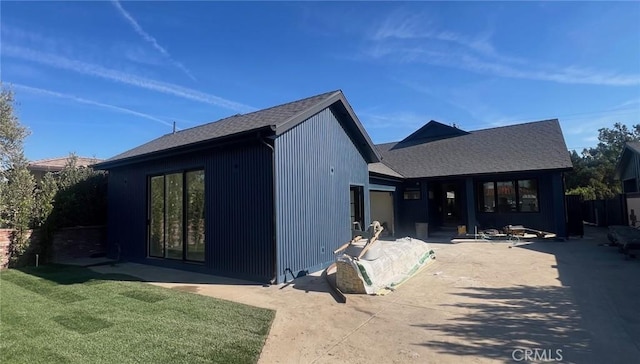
xmin=111 ymin=0 xmax=197 ymax=81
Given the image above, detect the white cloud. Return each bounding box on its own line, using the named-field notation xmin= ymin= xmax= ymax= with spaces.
xmin=366 ymin=12 xmax=640 ymax=86
xmin=14 ymin=84 xmax=174 ymax=127
xmin=111 ymin=0 xmax=196 ymax=81
xmin=3 ymin=45 xmax=255 ymax=113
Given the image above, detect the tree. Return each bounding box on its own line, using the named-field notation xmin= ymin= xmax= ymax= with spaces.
xmin=33 ymin=172 xmax=58 ymax=227
xmin=0 ymin=84 xmax=36 ymax=265
xmin=0 ymin=85 xmax=29 ymax=173
xmin=566 ymin=123 xmax=640 ymax=200
xmin=48 ymin=154 xmax=107 ymax=228
xmin=0 ymin=84 xmax=34 ymax=229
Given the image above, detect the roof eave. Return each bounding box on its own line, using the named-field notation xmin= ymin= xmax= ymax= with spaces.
xmin=403 ymin=166 xmax=574 ymax=179
xmin=368 ymin=171 xmax=404 ymax=181
xmin=95 ymin=126 xmax=276 ymax=170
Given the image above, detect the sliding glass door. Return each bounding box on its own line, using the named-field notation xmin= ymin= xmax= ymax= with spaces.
xmin=149 ymin=176 xmax=164 ymax=257
xmin=148 ymin=170 xmax=204 ymax=262
xmin=185 ymin=170 xmax=205 ymax=261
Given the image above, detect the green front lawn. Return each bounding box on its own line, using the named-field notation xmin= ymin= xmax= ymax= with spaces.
xmin=0 ymin=265 xmax=275 ymax=364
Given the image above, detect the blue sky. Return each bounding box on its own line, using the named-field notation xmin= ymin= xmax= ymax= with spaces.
xmin=2 ymin=1 xmax=639 ymax=162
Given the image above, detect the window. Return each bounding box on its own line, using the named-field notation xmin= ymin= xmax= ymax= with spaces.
xmin=518 ymin=179 xmax=539 ymax=212
xmin=496 ymin=181 xmax=516 ymax=212
xmin=479 ymin=182 xmax=495 ymax=212
xmin=404 ymin=187 xmax=421 ymax=200
xmin=148 ymin=170 xmax=205 ymax=262
xmin=477 ymin=179 xmax=539 ymax=213
xmin=350 ymin=186 xmax=364 ymax=230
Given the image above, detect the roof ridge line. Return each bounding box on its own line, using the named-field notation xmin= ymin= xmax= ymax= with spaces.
xmin=471 ymin=119 xmax=559 ymax=133
xmin=160 ymin=90 xmax=342 ymax=137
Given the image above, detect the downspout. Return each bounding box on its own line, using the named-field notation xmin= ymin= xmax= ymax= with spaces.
xmin=562 ymin=172 xmax=568 ymax=240
xmin=259 ymin=133 xmax=278 ymax=284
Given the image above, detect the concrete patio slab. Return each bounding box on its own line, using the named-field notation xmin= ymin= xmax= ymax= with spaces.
xmin=91 ymin=226 xmax=640 ymax=363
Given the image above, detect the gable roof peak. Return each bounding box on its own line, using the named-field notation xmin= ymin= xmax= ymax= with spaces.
xmin=398 ymin=119 xmax=469 ymax=146
xmin=95 ymin=89 xmax=380 ymax=168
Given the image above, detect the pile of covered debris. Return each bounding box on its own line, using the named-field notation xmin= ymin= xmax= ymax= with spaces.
xmin=607 ymin=225 xmax=640 ymax=258
xmin=331 ymin=221 xmax=435 ymax=295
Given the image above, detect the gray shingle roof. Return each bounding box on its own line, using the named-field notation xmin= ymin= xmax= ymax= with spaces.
xmin=96 ymin=90 xmax=380 ymax=168
xmin=378 ymin=119 xmax=572 ymax=178
xmin=368 ymin=162 xmax=404 ymax=178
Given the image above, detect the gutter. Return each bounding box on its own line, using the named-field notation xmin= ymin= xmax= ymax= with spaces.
xmin=94 ymin=126 xmax=276 ymax=170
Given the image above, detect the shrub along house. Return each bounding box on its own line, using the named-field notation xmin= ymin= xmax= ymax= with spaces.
xmin=96 ymin=90 xmax=572 ymax=283
xmin=369 ymin=120 xmax=573 ymax=238
xmin=95 ymin=91 xmax=380 ymax=283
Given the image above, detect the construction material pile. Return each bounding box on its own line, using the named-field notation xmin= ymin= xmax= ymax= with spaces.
xmin=334 ymin=222 xmax=435 ymax=295
xmin=450 ymin=224 xmax=556 ymax=243
xmin=607 ymin=225 xmax=640 ymax=258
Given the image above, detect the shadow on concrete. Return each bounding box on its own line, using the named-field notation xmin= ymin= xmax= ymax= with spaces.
xmin=413 ymin=285 xmax=591 ymax=363
xmin=515 ymin=225 xmax=640 ymax=362
xmin=415 ymin=224 xmax=640 ymax=363
xmin=284 ymin=272 xmax=346 ymax=304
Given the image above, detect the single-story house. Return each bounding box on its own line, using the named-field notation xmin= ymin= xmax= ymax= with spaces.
xmin=96 ymin=90 xmax=572 ymax=283
xmin=28 ymin=156 xmax=102 ymax=184
xmin=615 ymin=141 xmax=640 ymax=194
xmin=95 ymin=91 xmax=379 ymax=283
xmin=368 ymin=120 xmax=572 ymax=239
xmin=614 ymin=142 xmax=640 ymax=226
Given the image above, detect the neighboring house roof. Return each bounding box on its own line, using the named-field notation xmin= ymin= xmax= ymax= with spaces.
xmin=27 ymin=156 xmax=103 ymax=172
xmin=614 ymin=141 xmax=640 ymax=179
xmin=368 ymin=162 xmax=404 ymax=179
xmin=626 ymin=141 xmax=640 ymax=154
xmin=377 ymin=119 xmax=572 ymax=179
xmin=96 ymin=90 xmax=380 ymax=169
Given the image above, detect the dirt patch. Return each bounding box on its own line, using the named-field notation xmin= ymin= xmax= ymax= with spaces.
xmin=170 ymin=285 xmax=200 ymax=293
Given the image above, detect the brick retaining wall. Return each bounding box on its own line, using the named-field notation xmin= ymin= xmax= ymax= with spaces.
xmin=0 ymin=226 xmax=106 ymax=269
xmin=51 ymin=225 xmax=107 ymax=262
xmin=0 ymin=229 xmax=39 ymax=269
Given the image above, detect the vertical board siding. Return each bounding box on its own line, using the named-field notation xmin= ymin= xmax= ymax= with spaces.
xmin=106 ymin=141 xmax=274 ymax=282
xmin=473 ymin=171 xmax=563 ymax=234
xmin=621 ymin=152 xmax=640 ymax=191
xmin=398 ymin=180 xmax=429 ymax=237
xmin=636 ymin=153 xmax=640 ymax=192
xmin=275 ymin=108 xmax=369 ymax=283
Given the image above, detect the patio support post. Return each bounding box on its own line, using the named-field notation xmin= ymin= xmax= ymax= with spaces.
xmin=465 ymin=177 xmax=476 ymax=233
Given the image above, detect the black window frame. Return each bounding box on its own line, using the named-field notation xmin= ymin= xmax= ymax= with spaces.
xmin=476 ymin=178 xmax=540 ymax=213
xmin=403 ymin=187 xmax=422 ymax=200
xmin=147 ymin=168 xmax=205 ymax=263
xmin=350 ymin=185 xmax=365 ymax=230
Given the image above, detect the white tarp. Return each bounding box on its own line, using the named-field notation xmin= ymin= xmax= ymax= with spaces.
xmin=337 ymin=237 xmax=435 ymax=295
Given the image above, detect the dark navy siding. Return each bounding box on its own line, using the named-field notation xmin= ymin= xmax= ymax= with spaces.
xmin=474 ymin=171 xmax=565 ymax=235
xmin=397 ymin=180 xmax=429 ymax=236
xmin=275 ymin=108 xmax=370 ymax=283
xmin=394 ymin=171 xmax=568 ymax=237
xmin=105 ymin=141 xmax=274 ymax=282
xmin=621 ymin=152 xmax=640 ymax=193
